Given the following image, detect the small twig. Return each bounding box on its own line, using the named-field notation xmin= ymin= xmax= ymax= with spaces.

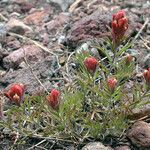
xmin=32 ymin=134 xmax=79 ymax=144
xmin=65 ymin=52 xmax=75 ymax=75
xmin=132 ymin=18 xmax=149 ymax=43
xmin=138 ymin=115 xmax=149 ymax=121
xmin=69 ymin=0 xmax=82 ymax=12
xmin=23 ymin=48 xmax=49 ymax=94
xmin=139 ymin=35 xmax=150 ymax=51
xmin=0 ymin=13 xmax=8 ymax=21
xmin=27 ymin=139 xmax=46 ymax=150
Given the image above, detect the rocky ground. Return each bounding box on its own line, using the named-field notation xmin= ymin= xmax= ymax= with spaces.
xmin=0 ymin=0 xmax=150 ymax=149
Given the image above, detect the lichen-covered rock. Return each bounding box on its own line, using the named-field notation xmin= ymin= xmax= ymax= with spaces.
xmin=0 ymin=23 xmax=7 ymax=43
xmin=82 ymin=142 xmax=113 ymax=150
xmin=127 ymin=121 xmax=150 ymax=148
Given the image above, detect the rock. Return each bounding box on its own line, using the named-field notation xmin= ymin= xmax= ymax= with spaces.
xmin=0 ymin=46 xmax=8 ymax=61
xmin=144 ymin=54 xmax=150 ymax=69
xmin=49 ymin=0 xmax=75 ymax=11
xmin=76 ymin=41 xmax=99 ymax=58
xmin=6 ymin=40 xmax=21 ymax=51
xmin=126 ymin=49 xmax=139 ymax=59
xmin=127 ymin=99 xmax=150 ymax=120
xmin=0 ymin=51 xmax=7 ymax=61
xmin=127 ymin=121 xmax=150 ymax=148
xmin=24 ymin=10 xmax=50 ymax=26
xmin=82 ymin=142 xmax=113 ymax=150
xmin=66 ymin=8 xmax=141 ymax=48
xmin=6 ymin=18 xmax=32 ymax=35
xmin=45 ymin=12 xmax=70 ymax=34
xmin=58 ymin=35 xmax=66 ymax=45
xmin=0 ymin=56 xmax=58 ymax=94
xmin=114 ymin=145 xmax=131 ymax=150
xmin=3 ymin=44 xmax=47 ymax=69
xmin=0 ymin=23 xmax=7 ymax=43
xmin=66 ymin=10 xmax=111 ymax=48
xmin=11 ymin=0 xmax=33 ymax=13
xmin=11 ymin=0 xmax=27 ymax=4
xmin=18 ymin=1 xmax=33 ymax=13
xmin=76 ymin=42 xmax=90 ymax=53
xmin=0 ymin=69 xmax=6 ymax=77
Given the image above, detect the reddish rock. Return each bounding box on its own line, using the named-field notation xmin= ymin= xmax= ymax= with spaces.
xmin=19 ymin=2 xmax=33 ymax=13
xmin=6 ymin=40 xmax=21 ymax=50
xmin=66 ymin=9 xmax=141 ymax=48
xmin=45 ymin=13 xmax=70 ymax=34
xmin=114 ymin=146 xmax=131 ymax=150
xmin=24 ymin=11 xmax=49 ymax=26
xmin=66 ymin=10 xmax=111 ymax=47
xmin=3 ymin=45 xmax=47 ymax=69
xmin=6 ymin=18 xmax=32 ymax=35
xmin=12 ymin=0 xmax=33 ymax=13
xmin=127 ymin=121 xmax=150 ymax=148
xmin=0 ymin=56 xmax=57 ymax=94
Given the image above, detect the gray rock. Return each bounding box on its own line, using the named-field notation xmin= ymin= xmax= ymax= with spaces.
xmin=76 ymin=42 xmax=91 ymax=54
xmin=144 ymin=54 xmax=150 ymax=69
xmin=76 ymin=42 xmax=99 ymax=58
xmin=49 ymin=0 xmax=75 ymax=11
xmin=58 ymin=35 xmax=66 ymax=45
xmin=126 ymin=49 xmax=139 ymax=58
xmin=0 ymin=23 xmax=7 ymax=43
xmin=82 ymin=142 xmax=113 ymax=150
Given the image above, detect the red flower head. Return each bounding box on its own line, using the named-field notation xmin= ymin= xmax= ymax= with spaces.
xmin=46 ymin=89 xmax=60 ymax=110
xmin=107 ymin=77 xmax=117 ymax=92
xmin=143 ymin=68 xmax=150 ymax=86
xmin=124 ymin=54 xmax=133 ymax=65
xmin=3 ymin=83 xmax=25 ymax=106
xmin=112 ymin=10 xmax=128 ymax=44
xmin=84 ymin=57 xmax=98 ymax=73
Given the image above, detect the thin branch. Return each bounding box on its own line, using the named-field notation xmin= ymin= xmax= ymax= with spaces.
xmin=27 ymin=139 xmax=47 ymax=150
xmin=132 ymin=18 xmax=149 ymax=43
xmin=22 ymin=47 xmax=49 ymax=94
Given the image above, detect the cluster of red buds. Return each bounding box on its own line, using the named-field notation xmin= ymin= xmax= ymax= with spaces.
xmin=107 ymin=77 xmax=118 ymax=93
xmin=3 ymin=83 xmax=60 ymax=110
xmin=84 ymin=57 xmax=98 ymax=73
xmin=124 ymin=54 xmax=133 ymax=65
xmin=143 ymin=68 xmax=150 ymax=87
xmin=3 ymin=84 xmax=25 ymax=106
xmin=112 ymin=10 xmax=128 ymax=44
xmin=46 ymin=89 xmax=60 ymax=110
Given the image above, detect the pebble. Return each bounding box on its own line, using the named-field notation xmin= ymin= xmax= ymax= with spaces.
xmin=82 ymin=142 xmax=113 ymax=150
